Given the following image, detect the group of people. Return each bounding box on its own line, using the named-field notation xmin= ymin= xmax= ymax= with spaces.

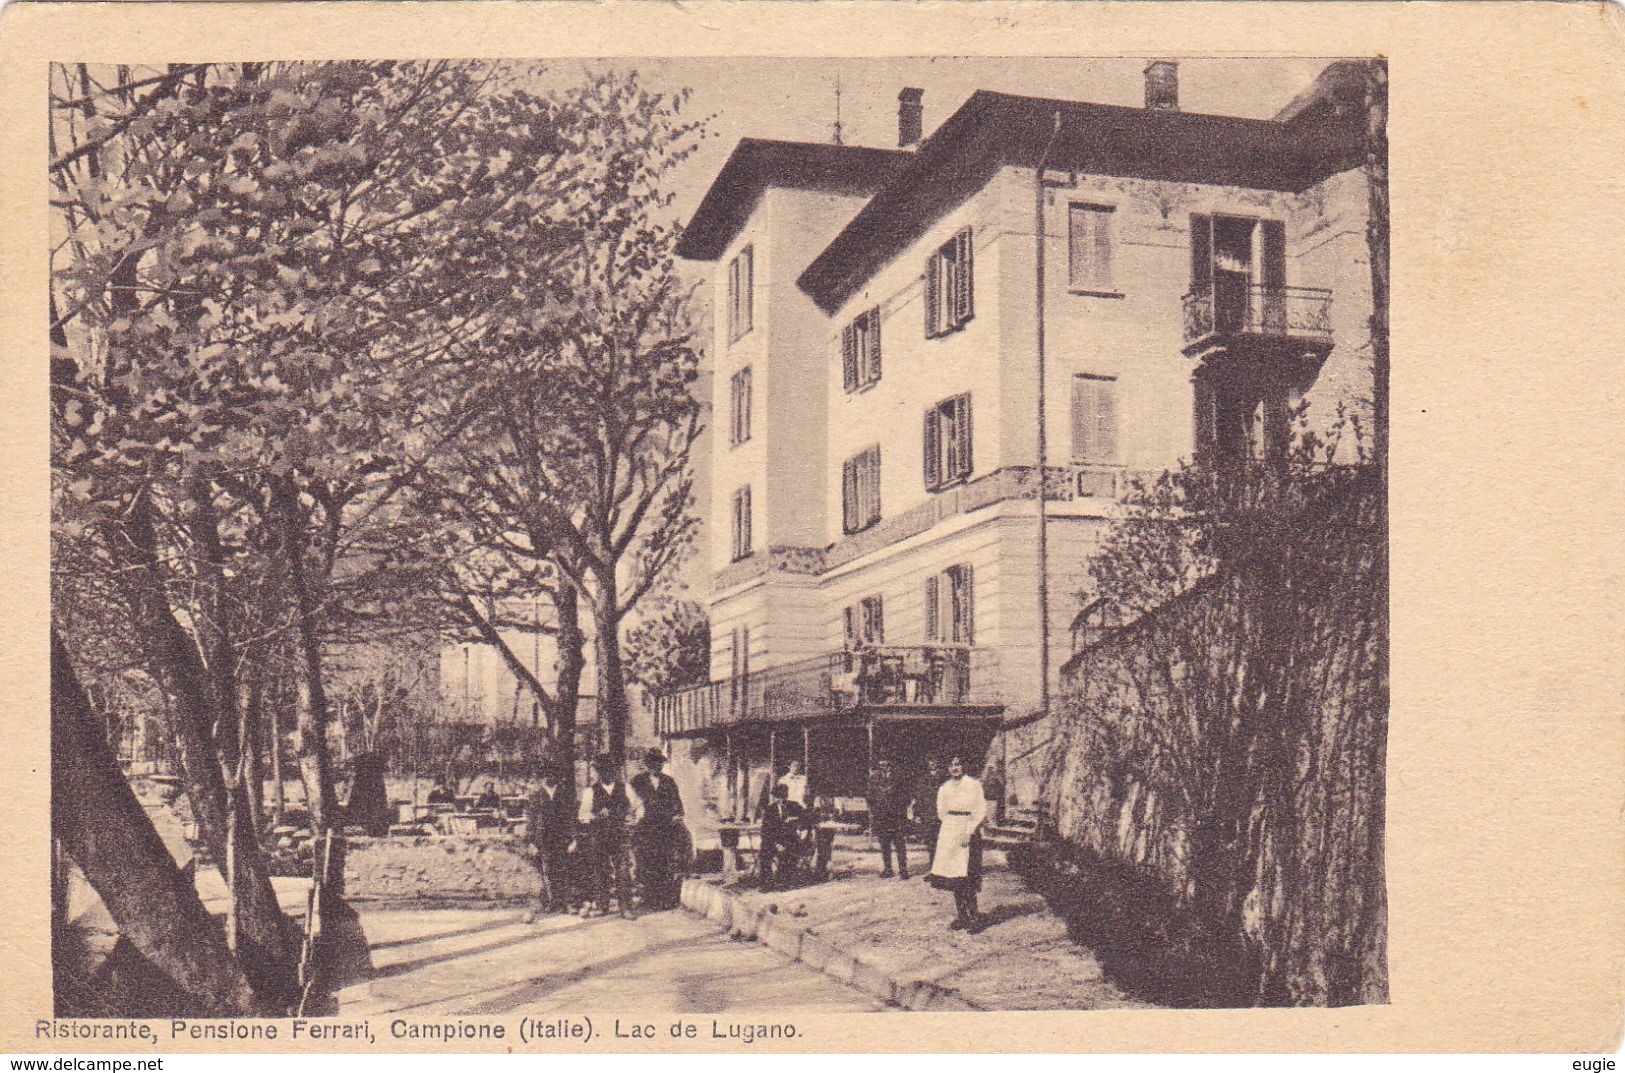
xmin=869 ymin=754 xmax=993 ymax=932
xmin=753 ymin=752 xmax=995 ymax=933
xmin=457 ymin=748 xmax=688 ymax=921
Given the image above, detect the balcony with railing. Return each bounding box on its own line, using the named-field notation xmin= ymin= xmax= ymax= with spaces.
xmin=1181 ymin=284 xmax=1334 ymax=359
xmin=655 ymin=645 xmax=1004 ymax=737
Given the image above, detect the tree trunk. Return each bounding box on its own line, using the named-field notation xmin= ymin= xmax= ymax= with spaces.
xmin=108 ymin=494 xmax=299 ymax=1007
xmin=268 ymin=685 xmax=286 ymax=825
xmin=589 ymin=566 xmax=630 ymax=766
xmin=552 ymin=577 xmax=585 ymax=813
xmin=243 ymin=672 xmax=265 ymax=832
xmin=52 ymin=632 xmax=265 ymax=1016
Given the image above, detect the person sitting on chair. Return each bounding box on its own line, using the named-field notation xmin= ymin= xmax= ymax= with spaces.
xmin=758 ymin=783 xmax=803 ymax=891
xmin=474 ymin=781 xmax=502 ymax=811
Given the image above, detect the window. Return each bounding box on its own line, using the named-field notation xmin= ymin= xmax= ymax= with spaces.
xmin=1071 ymin=374 xmax=1119 ymax=464
xmin=841 ymin=307 xmax=882 ymax=392
xmin=842 ymin=444 xmax=882 ymax=534
xmin=729 ymin=366 xmax=752 ymax=446
xmin=1069 ymin=204 xmax=1115 ymax=292
xmin=923 ymin=392 xmax=973 ymax=490
xmin=730 ymin=486 xmax=752 ymax=561
xmin=843 ymin=596 xmax=886 ymax=648
xmin=925 ymin=564 xmax=976 ymax=644
xmin=727 ymin=245 xmax=754 ymax=342
xmin=925 ymin=227 xmax=974 ymax=337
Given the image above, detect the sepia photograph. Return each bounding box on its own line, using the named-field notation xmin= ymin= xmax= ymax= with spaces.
xmin=43 ymin=52 xmax=1392 ymax=1026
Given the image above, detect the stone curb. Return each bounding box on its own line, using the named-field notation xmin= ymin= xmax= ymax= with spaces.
xmin=680 ymin=878 xmax=983 ymax=1012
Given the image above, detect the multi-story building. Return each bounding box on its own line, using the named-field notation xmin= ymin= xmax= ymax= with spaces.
xmin=661 ymin=61 xmax=1375 ymax=813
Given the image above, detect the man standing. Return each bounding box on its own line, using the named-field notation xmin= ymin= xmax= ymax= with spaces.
xmin=579 ymin=754 xmax=636 ymax=919
xmin=757 ymin=783 xmax=803 ymax=891
xmin=913 ymin=757 xmax=945 ymax=871
xmin=866 ymin=758 xmax=910 ymax=879
xmin=630 ymin=748 xmax=687 ymax=911
xmin=524 ymin=764 xmax=572 ymax=919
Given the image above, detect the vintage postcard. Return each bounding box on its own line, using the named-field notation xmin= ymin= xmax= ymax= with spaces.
xmin=1 ymin=0 xmax=1620 ymax=1056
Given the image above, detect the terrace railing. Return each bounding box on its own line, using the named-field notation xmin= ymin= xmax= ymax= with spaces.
xmin=1182 ymin=284 xmax=1333 ymax=348
xmin=655 ymin=645 xmax=1003 ymax=736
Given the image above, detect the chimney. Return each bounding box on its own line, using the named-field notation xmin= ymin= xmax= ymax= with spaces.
xmin=898 ymin=87 xmax=924 ymax=148
xmin=1144 ymin=60 xmax=1179 ymax=111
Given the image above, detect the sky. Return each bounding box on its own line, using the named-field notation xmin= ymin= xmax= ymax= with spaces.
xmin=525 ymin=57 xmax=1341 ymax=226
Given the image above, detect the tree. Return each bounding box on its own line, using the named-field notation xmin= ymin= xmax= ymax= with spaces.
xmin=429 ymin=71 xmax=705 ymax=768
xmin=624 ymin=599 xmax=710 ymax=693
xmin=50 ymin=59 xmax=582 ymax=1009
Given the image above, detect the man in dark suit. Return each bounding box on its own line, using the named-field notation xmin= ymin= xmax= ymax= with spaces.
xmin=913 ymin=757 xmax=945 ymax=870
xmin=757 ymin=783 xmax=804 ymax=891
xmin=578 ymin=754 xmax=636 ymax=919
xmin=630 ymin=748 xmax=687 ymax=910
xmin=866 ymin=758 xmax=911 ymax=879
xmin=524 ymin=763 xmax=572 ymax=919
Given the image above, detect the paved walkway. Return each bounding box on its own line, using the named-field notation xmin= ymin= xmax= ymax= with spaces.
xmin=336 ymin=908 xmax=887 ymax=1017
xmin=699 ymin=843 xmax=1153 ymax=1011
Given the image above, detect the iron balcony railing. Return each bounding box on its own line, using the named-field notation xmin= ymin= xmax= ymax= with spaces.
xmin=1182 ymin=284 xmax=1333 ymax=348
xmin=655 ymin=645 xmax=1003 ymax=736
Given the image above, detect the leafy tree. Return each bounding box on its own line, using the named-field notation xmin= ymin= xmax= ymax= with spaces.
xmin=427 ymin=71 xmax=705 ymax=771
xmin=624 ymin=599 xmax=711 ymax=693
xmin=50 ymin=59 xmax=579 ymax=1009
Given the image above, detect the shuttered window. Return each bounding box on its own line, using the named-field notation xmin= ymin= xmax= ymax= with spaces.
xmin=925 ymin=227 xmax=975 ymax=337
xmin=1068 ymin=204 xmax=1115 ymax=291
xmin=728 ymin=245 xmax=754 ymax=342
xmin=924 ymin=393 xmax=973 ymax=491
xmin=841 ymin=307 xmax=882 ymax=392
xmin=731 ymin=486 xmax=752 ymax=561
xmin=729 ymin=366 xmax=752 ymax=446
xmin=860 ymin=596 xmax=885 ymax=644
xmin=842 ymin=444 xmax=882 ymax=534
xmin=1071 ymin=374 xmax=1119 ymax=464
xmin=925 ymin=564 xmax=976 ymax=644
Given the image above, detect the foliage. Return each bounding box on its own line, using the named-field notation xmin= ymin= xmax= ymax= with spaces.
xmin=423 ymin=70 xmax=707 ymax=760
xmin=1048 ymin=436 xmax=1387 ymax=1006
xmin=623 ymin=599 xmax=710 ymax=693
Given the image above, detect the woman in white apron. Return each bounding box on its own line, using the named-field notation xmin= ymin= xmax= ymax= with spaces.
xmin=926 ymin=755 xmax=987 ymax=931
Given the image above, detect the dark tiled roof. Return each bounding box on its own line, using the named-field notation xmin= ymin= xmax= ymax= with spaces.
xmin=675 ymin=138 xmax=912 ymax=262
xmin=797 ymin=89 xmax=1367 ymax=313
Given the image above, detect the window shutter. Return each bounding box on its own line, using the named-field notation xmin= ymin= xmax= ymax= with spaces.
xmin=842 ymin=456 xmax=857 ymax=534
xmin=955 ymin=228 xmax=974 ymax=325
xmin=868 ymin=308 xmax=882 ymax=383
xmin=1072 ymin=376 xmax=1093 ymax=462
xmin=1193 ymin=378 xmax=1217 ymax=457
xmin=1068 ymin=206 xmax=1090 ymax=288
xmin=842 ymin=323 xmax=858 ymax=392
xmin=1095 ymin=378 xmax=1117 ymax=463
xmin=924 ymin=408 xmax=941 ymax=489
xmin=864 ymin=445 xmax=877 ymax=526
xmin=1261 ymin=219 xmax=1285 ymax=288
xmin=958 ymin=565 xmax=975 ymax=645
xmin=925 ymin=254 xmax=941 ymax=337
xmin=743 ymin=367 xmax=751 ymax=442
xmin=1094 ymin=209 xmax=1113 ymax=290
xmin=925 ymin=575 xmax=940 ymax=642
xmin=843 ymin=606 xmax=857 ymax=649
xmin=956 ymin=393 xmax=973 ymax=479
xmin=1190 ymin=214 xmax=1212 ymax=293
xmin=741 ymin=246 xmax=753 ymax=335
xmin=871 ymin=597 xmax=885 ymax=644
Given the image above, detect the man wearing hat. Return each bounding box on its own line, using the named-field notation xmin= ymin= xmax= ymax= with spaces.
xmin=630 ymin=748 xmax=688 ymax=910
xmin=523 ymin=763 xmax=573 ymax=919
xmin=579 ymin=753 xmax=636 ymax=918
